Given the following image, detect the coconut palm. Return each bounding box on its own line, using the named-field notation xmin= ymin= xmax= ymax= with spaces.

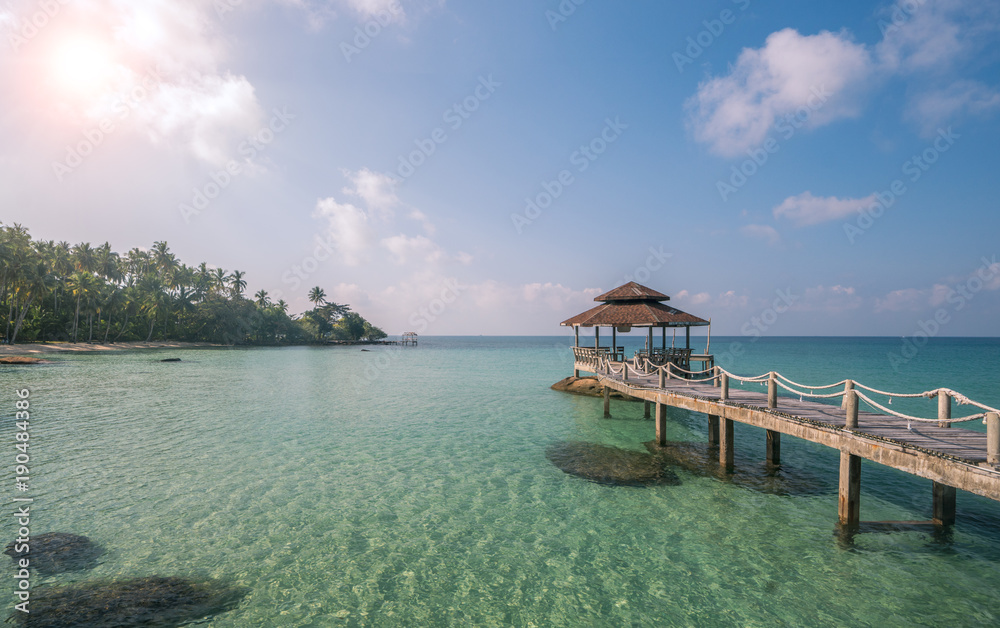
xmin=308 ymin=287 xmax=326 ymax=307
xmin=230 ymin=270 xmax=247 ymax=298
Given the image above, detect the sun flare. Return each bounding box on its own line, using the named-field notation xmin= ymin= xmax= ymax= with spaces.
xmin=49 ymin=36 xmax=116 ymax=96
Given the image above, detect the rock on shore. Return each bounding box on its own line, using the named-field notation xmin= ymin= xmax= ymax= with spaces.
xmin=551 ymin=376 xmax=632 ymax=400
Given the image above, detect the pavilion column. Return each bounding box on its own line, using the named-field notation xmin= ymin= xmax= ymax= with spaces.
xmin=612 ymin=327 xmax=617 ymax=354
xmin=685 ymin=326 xmax=690 ymax=350
xmin=574 ymin=326 xmax=580 ymax=378
xmin=595 ymin=326 xmax=600 ymax=349
xmin=662 ymin=327 xmax=666 ymax=352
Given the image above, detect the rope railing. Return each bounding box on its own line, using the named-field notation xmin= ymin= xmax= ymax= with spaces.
xmin=592 ymin=357 xmax=1000 ymax=428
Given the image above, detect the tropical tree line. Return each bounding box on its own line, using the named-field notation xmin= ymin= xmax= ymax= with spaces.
xmin=0 ymin=223 xmax=387 ymax=345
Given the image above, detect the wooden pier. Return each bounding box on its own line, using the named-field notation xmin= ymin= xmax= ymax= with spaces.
xmin=573 ymin=350 xmax=1000 ymax=533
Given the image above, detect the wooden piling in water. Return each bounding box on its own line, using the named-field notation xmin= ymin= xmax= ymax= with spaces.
xmin=719 ymin=417 xmax=734 ymax=472
xmin=933 ymin=482 xmax=957 ymax=526
xmin=603 ymin=387 xmax=610 ymax=418
xmin=839 ymin=451 xmax=861 ymax=529
xmin=707 ymin=415 xmax=719 ymax=447
xmin=656 ymin=402 xmax=667 ymax=446
xmin=644 ymin=401 xmax=651 ymax=419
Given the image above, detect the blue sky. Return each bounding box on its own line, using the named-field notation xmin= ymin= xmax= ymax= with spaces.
xmin=2 ymin=0 xmax=1000 ymax=336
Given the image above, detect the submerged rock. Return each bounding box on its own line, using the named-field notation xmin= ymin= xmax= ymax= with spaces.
xmin=643 ymin=440 xmax=828 ymax=496
xmin=546 ymin=441 xmax=681 ymax=487
xmin=5 ymin=532 xmax=103 ymax=574
xmin=550 ymin=376 xmax=633 ymax=400
xmin=159 ymin=358 xmax=181 ymax=362
xmin=15 ymin=576 xmax=247 ymax=628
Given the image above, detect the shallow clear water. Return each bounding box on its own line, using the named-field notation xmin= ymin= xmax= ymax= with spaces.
xmin=3 ymin=337 xmax=1000 ymax=626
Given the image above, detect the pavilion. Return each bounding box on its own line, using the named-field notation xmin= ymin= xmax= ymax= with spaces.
xmin=561 ymin=282 xmax=711 ymax=377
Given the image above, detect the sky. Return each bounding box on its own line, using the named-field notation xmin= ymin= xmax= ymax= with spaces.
xmin=2 ymin=0 xmax=1000 ymax=337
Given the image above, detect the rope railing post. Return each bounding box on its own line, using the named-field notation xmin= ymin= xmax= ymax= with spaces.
xmin=713 ymin=366 xmax=721 ymax=388
xmin=720 ymin=373 xmax=729 ymax=401
xmin=767 ymin=372 xmax=777 ymax=409
xmin=938 ymin=390 xmax=951 ymax=428
xmin=623 ymin=359 xmax=629 ymax=382
xmin=841 ymin=380 xmax=854 ymax=410
xmin=987 ymin=412 xmax=1000 ymax=464
xmin=845 ymin=389 xmax=859 ymax=430
xmin=658 ymin=365 xmax=665 ymax=389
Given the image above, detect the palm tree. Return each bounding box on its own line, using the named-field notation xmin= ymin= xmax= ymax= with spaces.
xmin=254 ymin=290 xmax=270 ymax=308
xmin=308 ymin=287 xmax=326 ymax=307
xmin=230 ymin=270 xmax=247 ymax=298
xmin=211 ymin=268 xmax=229 ymax=295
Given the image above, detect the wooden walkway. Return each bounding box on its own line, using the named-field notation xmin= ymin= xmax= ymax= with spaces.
xmin=582 ymin=361 xmax=1000 ymax=531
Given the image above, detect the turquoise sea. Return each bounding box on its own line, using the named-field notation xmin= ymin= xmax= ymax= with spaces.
xmin=3 ymin=336 xmax=1000 ymax=626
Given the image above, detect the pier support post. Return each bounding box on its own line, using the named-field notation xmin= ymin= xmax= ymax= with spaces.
xmin=841 ymin=380 xmax=854 ymax=410
xmin=766 ymin=430 xmax=780 ymax=466
xmin=845 ymin=390 xmax=858 ymax=430
xmin=644 ymin=401 xmax=651 ymax=419
xmin=603 ymin=387 xmax=610 ymax=418
xmin=938 ymin=391 xmax=952 ymax=428
xmin=719 ymin=417 xmax=734 ymax=472
xmin=767 ymin=372 xmax=777 ymax=409
xmin=720 ymin=373 xmax=729 ymax=401
xmin=707 ymin=415 xmax=719 ymax=447
xmin=932 ymin=482 xmax=956 ymax=526
xmin=838 ymin=451 xmax=861 ymax=529
xmin=655 ymin=402 xmax=667 ymax=446
xmin=987 ymin=412 xmax=1000 ymax=464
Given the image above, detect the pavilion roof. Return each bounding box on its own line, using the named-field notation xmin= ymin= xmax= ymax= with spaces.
xmin=560 ymin=300 xmax=709 ymax=328
xmin=562 ymin=282 xmax=708 ymax=328
xmin=593 ymin=281 xmax=669 ymax=302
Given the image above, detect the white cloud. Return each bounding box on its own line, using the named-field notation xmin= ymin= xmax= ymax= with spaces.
xmin=343 ymin=167 xmax=400 ymax=218
xmin=773 ymin=191 xmax=878 ymax=227
xmin=739 ymin=224 xmax=780 ymax=246
xmin=674 ymin=290 xmax=711 ymax=306
xmin=314 ymin=167 xmax=468 ymax=268
xmin=687 ymin=28 xmax=873 ymax=157
xmin=312 ymin=198 xmax=374 ymax=266
xmin=907 ymin=80 xmax=1000 ymax=134
xmin=795 ymin=285 xmax=862 ymax=313
xmin=6 ymin=0 xmax=267 ymax=166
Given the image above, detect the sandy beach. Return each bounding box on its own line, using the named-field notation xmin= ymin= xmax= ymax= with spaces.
xmin=0 ymin=341 xmax=222 ymax=356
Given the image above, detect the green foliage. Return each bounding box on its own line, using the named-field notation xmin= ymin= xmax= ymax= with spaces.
xmin=0 ymin=223 xmax=376 ymax=346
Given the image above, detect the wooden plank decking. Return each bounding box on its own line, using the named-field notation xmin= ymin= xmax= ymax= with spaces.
xmin=579 ymin=361 xmax=1000 ymax=522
